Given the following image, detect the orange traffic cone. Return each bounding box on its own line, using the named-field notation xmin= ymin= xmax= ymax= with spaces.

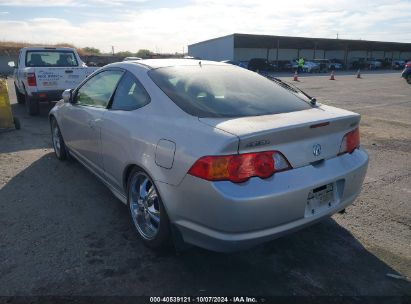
xmin=293 ymin=71 xmax=299 ymax=81
xmin=330 ymin=70 xmax=335 ymax=80
xmin=356 ymin=69 xmax=361 ymax=78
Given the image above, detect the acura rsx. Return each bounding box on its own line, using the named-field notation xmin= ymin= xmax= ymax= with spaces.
xmin=49 ymin=59 xmax=369 ymax=252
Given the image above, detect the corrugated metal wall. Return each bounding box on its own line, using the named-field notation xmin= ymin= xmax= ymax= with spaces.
xmin=189 ymin=35 xmax=411 ymax=65
xmin=188 ymin=35 xmax=234 ymax=61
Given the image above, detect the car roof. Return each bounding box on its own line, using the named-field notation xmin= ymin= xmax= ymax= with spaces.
xmin=124 ymin=59 xmax=226 ymax=69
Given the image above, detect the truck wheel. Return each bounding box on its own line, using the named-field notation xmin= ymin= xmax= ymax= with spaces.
xmin=14 ymin=83 xmax=25 ymax=104
xmin=13 ymin=116 xmax=21 ymax=130
xmin=26 ymin=95 xmax=39 ymax=116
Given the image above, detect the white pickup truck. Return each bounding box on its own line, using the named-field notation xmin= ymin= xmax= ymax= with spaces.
xmin=9 ymin=47 xmax=98 ymax=115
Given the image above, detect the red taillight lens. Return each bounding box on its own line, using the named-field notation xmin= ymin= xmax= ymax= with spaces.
xmin=406 ymin=63 xmax=411 ymax=68
xmin=339 ymin=128 xmax=360 ymax=155
xmin=188 ymin=151 xmax=291 ymax=183
xmin=27 ymin=73 xmax=37 ymax=86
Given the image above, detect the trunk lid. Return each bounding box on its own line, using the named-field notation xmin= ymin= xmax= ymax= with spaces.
xmin=199 ymin=105 xmax=360 ymax=168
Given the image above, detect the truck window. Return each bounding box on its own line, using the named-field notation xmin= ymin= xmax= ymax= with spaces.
xmin=25 ymin=50 xmax=79 ymax=67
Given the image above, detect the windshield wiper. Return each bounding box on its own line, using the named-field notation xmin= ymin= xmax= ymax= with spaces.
xmin=265 ymin=75 xmax=317 ymax=105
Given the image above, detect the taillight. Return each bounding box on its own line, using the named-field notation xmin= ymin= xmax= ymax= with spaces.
xmin=188 ymin=151 xmax=292 ymax=183
xmin=339 ymin=128 xmax=360 ymax=155
xmin=27 ymin=73 xmax=37 ymax=86
xmin=405 ymin=62 xmax=411 ymax=68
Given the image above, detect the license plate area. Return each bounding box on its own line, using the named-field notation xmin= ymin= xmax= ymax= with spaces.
xmin=305 ymin=183 xmax=335 ymax=217
xmin=42 ymin=81 xmax=58 ymax=87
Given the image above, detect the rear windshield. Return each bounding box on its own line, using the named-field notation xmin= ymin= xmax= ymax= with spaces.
xmin=25 ymin=50 xmax=78 ymax=67
xmin=148 ymin=65 xmax=311 ymax=118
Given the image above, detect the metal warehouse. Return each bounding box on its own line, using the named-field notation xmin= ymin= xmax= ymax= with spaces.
xmin=188 ymin=33 xmax=411 ymax=67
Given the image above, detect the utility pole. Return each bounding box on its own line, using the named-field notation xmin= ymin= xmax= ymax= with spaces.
xmin=111 ymin=46 xmax=114 ymax=55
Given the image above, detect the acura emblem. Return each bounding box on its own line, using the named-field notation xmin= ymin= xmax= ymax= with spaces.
xmin=313 ymin=144 xmax=322 ymax=156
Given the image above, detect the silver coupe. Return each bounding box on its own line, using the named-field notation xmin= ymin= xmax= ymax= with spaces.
xmin=49 ymin=59 xmax=369 ymax=252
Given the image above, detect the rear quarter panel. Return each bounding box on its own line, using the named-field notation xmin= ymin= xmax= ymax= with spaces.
xmin=100 ymin=64 xmax=240 ymax=192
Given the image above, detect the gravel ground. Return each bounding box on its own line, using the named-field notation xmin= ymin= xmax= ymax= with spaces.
xmin=0 ymin=73 xmax=410 ymax=297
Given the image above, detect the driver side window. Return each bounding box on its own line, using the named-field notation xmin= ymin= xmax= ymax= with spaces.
xmin=76 ymin=70 xmax=124 ymax=108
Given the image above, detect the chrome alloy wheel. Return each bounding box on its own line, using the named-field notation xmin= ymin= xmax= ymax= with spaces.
xmin=129 ymin=172 xmax=160 ymax=240
xmin=52 ymin=122 xmax=61 ymax=158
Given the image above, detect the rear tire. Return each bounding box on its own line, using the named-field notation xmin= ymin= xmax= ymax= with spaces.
xmin=50 ymin=117 xmax=68 ymax=160
xmin=127 ymin=168 xmax=171 ymax=249
xmin=14 ymin=83 xmax=25 ymax=104
xmin=26 ymin=94 xmax=39 ymax=116
xmin=13 ymin=116 xmax=21 ymax=130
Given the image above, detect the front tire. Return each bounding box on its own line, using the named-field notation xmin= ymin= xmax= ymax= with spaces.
xmin=127 ymin=168 xmax=170 ymax=249
xmin=51 ymin=117 xmax=68 ymax=160
xmin=14 ymin=83 xmax=25 ymax=104
xmin=26 ymin=94 xmax=39 ymax=116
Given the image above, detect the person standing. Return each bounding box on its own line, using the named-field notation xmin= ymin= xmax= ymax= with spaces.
xmin=298 ymin=57 xmax=305 ymax=73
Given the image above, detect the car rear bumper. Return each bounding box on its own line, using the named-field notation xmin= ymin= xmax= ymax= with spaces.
xmin=30 ymin=90 xmax=64 ymax=102
xmin=157 ymin=148 xmax=369 ymax=252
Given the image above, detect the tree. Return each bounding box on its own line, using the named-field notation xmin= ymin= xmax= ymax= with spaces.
xmin=115 ymin=51 xmax=133 ymax=57
xmin=82 ymin=47 xmax=101 ymax=55
xmin=136 ymin=49 xmax=153 ymax=57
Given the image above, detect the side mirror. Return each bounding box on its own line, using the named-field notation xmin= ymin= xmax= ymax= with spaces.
xmin=8 ymin=61 xmax=15 ymax=68
xmin=62 ymin=89 xmax=72 ymax=103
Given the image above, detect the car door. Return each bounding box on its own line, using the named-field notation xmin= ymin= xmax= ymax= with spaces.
xmin=100 ymin=71 xmax=151 ymax=192
xmin=61 ymin=69 xmax=124 ymax=176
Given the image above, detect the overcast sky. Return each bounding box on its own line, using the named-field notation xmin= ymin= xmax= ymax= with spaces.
xmin=0 ymin=0 xmax=410 ymax=53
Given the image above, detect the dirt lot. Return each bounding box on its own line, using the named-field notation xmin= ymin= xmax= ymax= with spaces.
xmin=0 ymin=73 xmax=410 ymax=297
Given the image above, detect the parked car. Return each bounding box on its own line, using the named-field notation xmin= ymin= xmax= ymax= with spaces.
xmin=49 ymin=59 xmax=369 ymax=252
xmin=312 ymin=59 xmax=329 ymax=72
xmin=330 ymin=58 xmax=344 ymax=68
xmin=367 ymin=58 xmax=382 ymax=69
xmin=292 ymin=60 xmax=320 ymax=73
xmin=290 ymin=60 xmax=320 ymax=73
xmin=305 ymin=61 xmax=320 ymax=73
xmin=248 ymin=58 xmax=276 ymax=72
xmin=123 ymin=57 xmax=142 ymax=61
xmin=276 ymin=60 xmax=294 ymax=71
xmin=220 ymin=60 xmax=247 ymax=68
xmin=351 ymin=58 xmax=368 ymax=70
xmin=392 ymin=60 xmax=405 ymax=70
xmin=183 ymin=56 xmax=201 ymax=60
xmin=328 ymin=59 xmax=343 ymax=70
xmin=379 ymin=58 xmax=392 ymax=69
xmin=313 ymin=59 xmax=343 ymax=72
xmin=9 ymin=47 xmax=97 ymax=115
xmin=401 ymin=61 xmax=411 ymax=84
xmin=283 ymin=60 xmax=296 ymax=71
